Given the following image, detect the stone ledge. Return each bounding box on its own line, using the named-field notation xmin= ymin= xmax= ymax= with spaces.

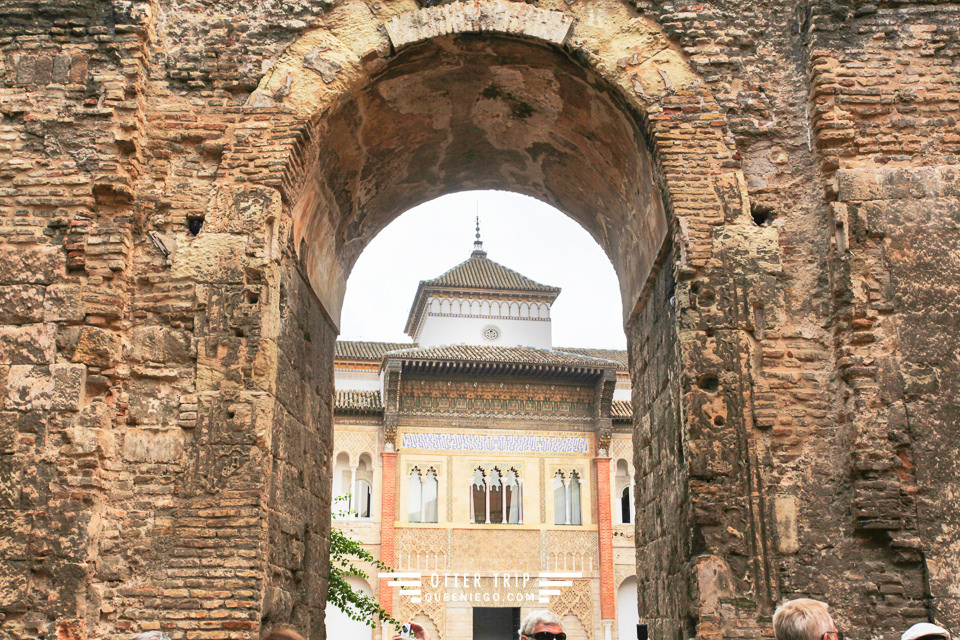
xmin=837 ymin=165 xmax=960 ymax=202
xmin=385 ymin=1 xmax=573 ymax=50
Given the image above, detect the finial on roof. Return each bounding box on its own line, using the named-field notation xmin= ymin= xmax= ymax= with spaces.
xmin=472 ymin=215 xmax=487 ymax=257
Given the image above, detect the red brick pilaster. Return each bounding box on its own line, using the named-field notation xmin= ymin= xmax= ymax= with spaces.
xmin=380 ymin=450 xmax=398 ymax=615
xmin=596 ymin=455 xmax=615 ymax=622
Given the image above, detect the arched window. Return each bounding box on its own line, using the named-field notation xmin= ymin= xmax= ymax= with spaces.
xmin=471 ymin=466 xmax=522 ymax=524
xmin=488 ymin=468 xmax=503 ymax=524
xmin=616 ymin=459 xmax=633 ymax=525
xmin=409 ymin=468 xmax=423 ymax=523
xmin=422 ymin=469 xmax=438 ymax=523
xmin=503 ymin=469 xmax=521 ymax=524
xmin=356 ymin=480 xmax=372 ymax=518
xmin=471 ymin=468 xmax=487 ymax=524
xmin=569 ymin=471 xmax=582 ymax=525
xmin=333 ymin=452 xmax=351 ymax=519
xmin=409 ymin=467 xmax=439 ymax=523
xmin=553 ymin=472 xmax=566 ymax=525
xmin=355 ymin=453 xmax=373 ymax=519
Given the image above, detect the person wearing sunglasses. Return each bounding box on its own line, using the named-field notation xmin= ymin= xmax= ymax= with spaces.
xmin=773 ymin=598 xmax=841 ymax=640
xmin=519 ymin=610 xmax=566 ymax=640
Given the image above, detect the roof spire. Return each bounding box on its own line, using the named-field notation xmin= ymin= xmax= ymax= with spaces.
xmin=472 ymin=214 xmax=487 ymax=257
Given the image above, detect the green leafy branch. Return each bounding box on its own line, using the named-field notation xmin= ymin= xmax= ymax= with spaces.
xmin=328 ymin=496 xmax=397 ymax=629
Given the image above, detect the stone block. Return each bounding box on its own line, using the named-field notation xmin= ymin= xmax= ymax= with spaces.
xmin=122 ymin=428 xmax=184 ymax=463
xmin=43 ymin=284 xmax=85 ymax=323
xmin=129 ymin=326 xmax=194 ymax=364
xmin=171 ymin=234 xmax=247 ymax=284
xmin=204 ymin=185 xmax=282 ymax=235
xmin=71 ymin=326 xmax=122 ymax=368
xmin=0 ymin=324 xmax=56 ymax=364
xmin=0 ymin=413 xmax=16 ymax=454
xmin=0 ymin=559 xmax=29 ymax=612
xmin=0 ymin=456 xmax=22 ymax=508
xmin=0 ymin=286 xmax=45 ymax=324
xmin=128 ymin=379 xmax=179 ymax=425
xmin=50 ymin=363 xmax=86 ymax=411
xmin=0 ymin=244 xmax=61 ymax=284
xmin=775 ymin=495 xmax=799 ymax=554
xmin=5 ymin=365 xmax=52 ymax=411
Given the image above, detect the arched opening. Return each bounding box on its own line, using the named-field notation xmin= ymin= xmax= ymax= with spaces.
xmin=214 ymin=2 xmax=758 ymax=637
xmin=289 ymin=33 xmax=668 ymax=327
xmin=617 ymin=577 xmax=640 ymax=640
xmin=324 ymin=575 xmax=373 ymax=639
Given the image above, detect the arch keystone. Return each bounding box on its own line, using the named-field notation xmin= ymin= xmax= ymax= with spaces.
xmin=384 ymin=1 xmax=574 ymax=50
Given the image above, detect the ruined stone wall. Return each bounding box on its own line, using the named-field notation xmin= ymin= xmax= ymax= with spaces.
xmin=629 ymin=252 xmax=686 ymax=640
xmin=1 ymin=1 xmax=959 ymax=640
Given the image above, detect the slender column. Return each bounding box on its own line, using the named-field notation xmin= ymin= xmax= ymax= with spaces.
xmin=379 ymin=451 xmax=398 ymax=617
xmin=501 ymin=483 xmax=507 ymax=524
xmin=349 ymin=465 xmax=358 ymax=518
xmin=596 ymin=456 xmax=615 ymax=625
xmin=564 ymin=477 xmax=571 ymax=525
xmin=484 ymin=478 xmax=491 ymax=524
xmin=418 ymin=473 xmax=425 ymax=523
xmin=518 ymin=478 xmax=524 ymax=525
xmin=628 ymin=471 xmax=636 ymax=524
xmin=469 ymin=479 xmax=475 ymax=523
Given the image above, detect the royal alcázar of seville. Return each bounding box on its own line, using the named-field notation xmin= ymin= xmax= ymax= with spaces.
xmin=1 ymin=0 xmax=959 ymax=640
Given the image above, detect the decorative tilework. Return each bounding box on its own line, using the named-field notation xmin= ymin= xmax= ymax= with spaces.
xmin=400 ymin=432 xmax=589 ymax=454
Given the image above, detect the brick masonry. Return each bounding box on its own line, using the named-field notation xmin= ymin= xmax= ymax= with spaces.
xmin=0 ymin=1 xmax=958 ymax=640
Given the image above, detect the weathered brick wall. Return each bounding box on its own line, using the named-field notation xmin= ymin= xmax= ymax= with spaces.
xmin=1 ymin=1 xmax=959 ymax=639
xmin=629 ymin=251 xmax=686 ymax=640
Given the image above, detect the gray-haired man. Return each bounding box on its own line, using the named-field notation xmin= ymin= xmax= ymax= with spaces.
xmin=519 ymin=610 xmax=566 ymax=640
xmin=774 ymin=599 xmax=841 ymax=640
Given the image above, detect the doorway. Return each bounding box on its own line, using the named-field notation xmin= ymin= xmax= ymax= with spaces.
xmin=473 ymin=607 xmax=521 ymax=640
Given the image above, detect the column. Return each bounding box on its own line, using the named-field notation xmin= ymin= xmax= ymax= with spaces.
xmin=518 ymin=478 xmax=524 ymax=525
xmin=379 ymin=451 xmax=398 ymax=617
xmin=564 ymin=477 xmax=571 ymax=526
xmin=596 ymin=456 xmax=615 ymax=629
xmin=628 ymin=471 xmax=636 ymax=524
xmin=469 ymin=478 xmax=475 ymax=524
xmin=349 ymin=464 xmax=358 ymax=518
xmin=484 ymin=477 xmax=491 ymax=524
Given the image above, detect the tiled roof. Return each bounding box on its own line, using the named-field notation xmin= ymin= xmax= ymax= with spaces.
xmin=385 ymin=345 xmax=620 ymax=369
xmin=335 ymin=340 xmax=417 ymax=361
xmin=422 ymin=253 xmax=560 ymax=295
xmin=611 ymin=400 xmax=632 ymax=421
xmin=556 ymin=347 xmax=628 ymax=369
xmin=335 ymin=390 xmax=383 ymax=412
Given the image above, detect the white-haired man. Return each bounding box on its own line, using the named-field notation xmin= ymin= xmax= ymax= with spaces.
xmin=774 ymin=599 xmax=841 ymax=640
xmin=519 ymin=609 xmax=566 ymax=640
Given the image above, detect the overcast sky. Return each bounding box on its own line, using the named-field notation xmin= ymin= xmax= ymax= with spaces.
xmin=338 ymin=190 xmax=627 ymax=350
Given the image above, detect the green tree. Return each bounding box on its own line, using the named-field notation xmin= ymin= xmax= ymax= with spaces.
xmin=327 ymin=496 xmax=397 ymax=629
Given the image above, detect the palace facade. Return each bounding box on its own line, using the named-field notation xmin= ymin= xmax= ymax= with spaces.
xmin=328 ymin=237 xmax=637 ymax=640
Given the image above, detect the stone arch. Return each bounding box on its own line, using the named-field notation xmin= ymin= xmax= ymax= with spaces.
xmin=222 ymin=0 xmax=751 ymax=326
xmin=192 ymin=1 xmax=777 ymax=638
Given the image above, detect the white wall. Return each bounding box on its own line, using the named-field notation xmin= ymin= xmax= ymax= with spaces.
xmin=334 ymin=368 xmax=381 ymax=391
xmin=418 ymin=314 xmax=552 ymax=349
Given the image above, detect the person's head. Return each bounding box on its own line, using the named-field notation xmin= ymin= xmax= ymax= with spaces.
xmin=519 ymin=610 xmax=565 ymax=640
xmin=902 ymin=622 xmax=951 ymax=640
xmin=774 ymin=599 xmax=838 ymax=640
xmin=261 ymin=630 xmax=306 ymax=640
xmin=130 ymin=633 xmax=172 ymax=640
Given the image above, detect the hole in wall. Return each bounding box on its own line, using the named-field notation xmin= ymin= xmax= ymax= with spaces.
xmin=751 ymin=205 xmax=775 ymax=227
xmin=697 ymin=375 xmax=720 ymax=393
xmin=187 ymin=216 xmax=204 ymax=235
xmin=713 ymin=415 xmax=725 ymax=426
